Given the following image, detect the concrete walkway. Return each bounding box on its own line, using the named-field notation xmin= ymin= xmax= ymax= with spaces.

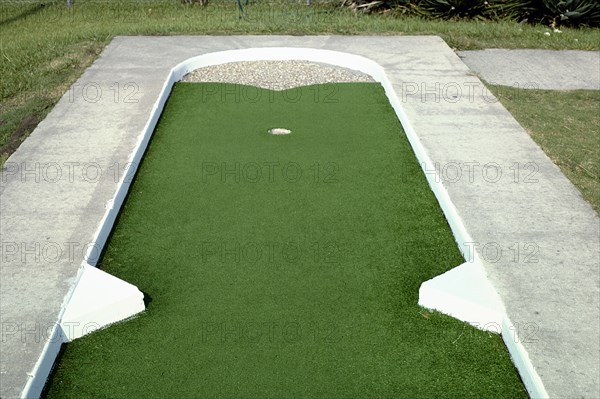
xmin=458 ymin=49 xmax=600 ymax=90
xmin=1 ymin=36 xmax=599 ymax=398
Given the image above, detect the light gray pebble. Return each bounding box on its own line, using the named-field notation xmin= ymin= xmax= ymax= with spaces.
xmin=181 ymin=60 xmax=375 ymax=90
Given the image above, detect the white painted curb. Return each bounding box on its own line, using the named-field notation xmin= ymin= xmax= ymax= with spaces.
xmin=20 ymin=263 xmax=144 ymax=398
xmin=60 ymin=263 xmax=145 ymax=341
xmin=419 ymin=261 xmax=505 ymax=331
xmin=21 ymin=46 xmax=547 ymax=399
xmin=418 ymin=260 xmax=548 ymax=397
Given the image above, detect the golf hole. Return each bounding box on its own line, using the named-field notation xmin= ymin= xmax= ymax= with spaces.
xmin=269 ymin=128 xmax=292 ymax=135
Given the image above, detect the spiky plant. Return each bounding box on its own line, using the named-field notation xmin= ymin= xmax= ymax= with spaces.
xmin=414 ymin=0 xmax=493 ymax=20
xmin=535 ymin=0 xmax=600 ymax=27
xmin=341 ymin=0 xmax=408 ymax=14
xmin=483 ymin=0 xmax=532 ymax=20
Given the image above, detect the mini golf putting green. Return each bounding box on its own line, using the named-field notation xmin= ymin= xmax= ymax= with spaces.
xmin=45 ymin=82 xmax=526 ymax=398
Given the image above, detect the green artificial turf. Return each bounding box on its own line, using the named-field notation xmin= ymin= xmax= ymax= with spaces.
xmin=45 ymin=82 xmax=527 ymax=398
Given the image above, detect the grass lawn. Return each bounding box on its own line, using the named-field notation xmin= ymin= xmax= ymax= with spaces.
xmin=44 ymin=82 xmax=527 ymax=398
xmin=488 ymin=85 xmax=600 ymax=213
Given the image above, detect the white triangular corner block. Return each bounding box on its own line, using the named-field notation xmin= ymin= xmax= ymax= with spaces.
xmin=60 ymin=263 xmax=145 ymax=341
xmin=418 ymin=261 xmax=505 ymax=333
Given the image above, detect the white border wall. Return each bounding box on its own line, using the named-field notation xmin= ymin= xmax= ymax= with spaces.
xmin=21 ymin=47 xmax=548 ymax=399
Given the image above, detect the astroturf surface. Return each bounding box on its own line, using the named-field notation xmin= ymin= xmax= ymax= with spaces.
xmin=45 ymin=82 xmax=526 ymax=398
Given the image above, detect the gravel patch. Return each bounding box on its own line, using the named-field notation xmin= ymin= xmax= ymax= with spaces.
xmin=181 ymin=60 xmax=375 ymax=90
